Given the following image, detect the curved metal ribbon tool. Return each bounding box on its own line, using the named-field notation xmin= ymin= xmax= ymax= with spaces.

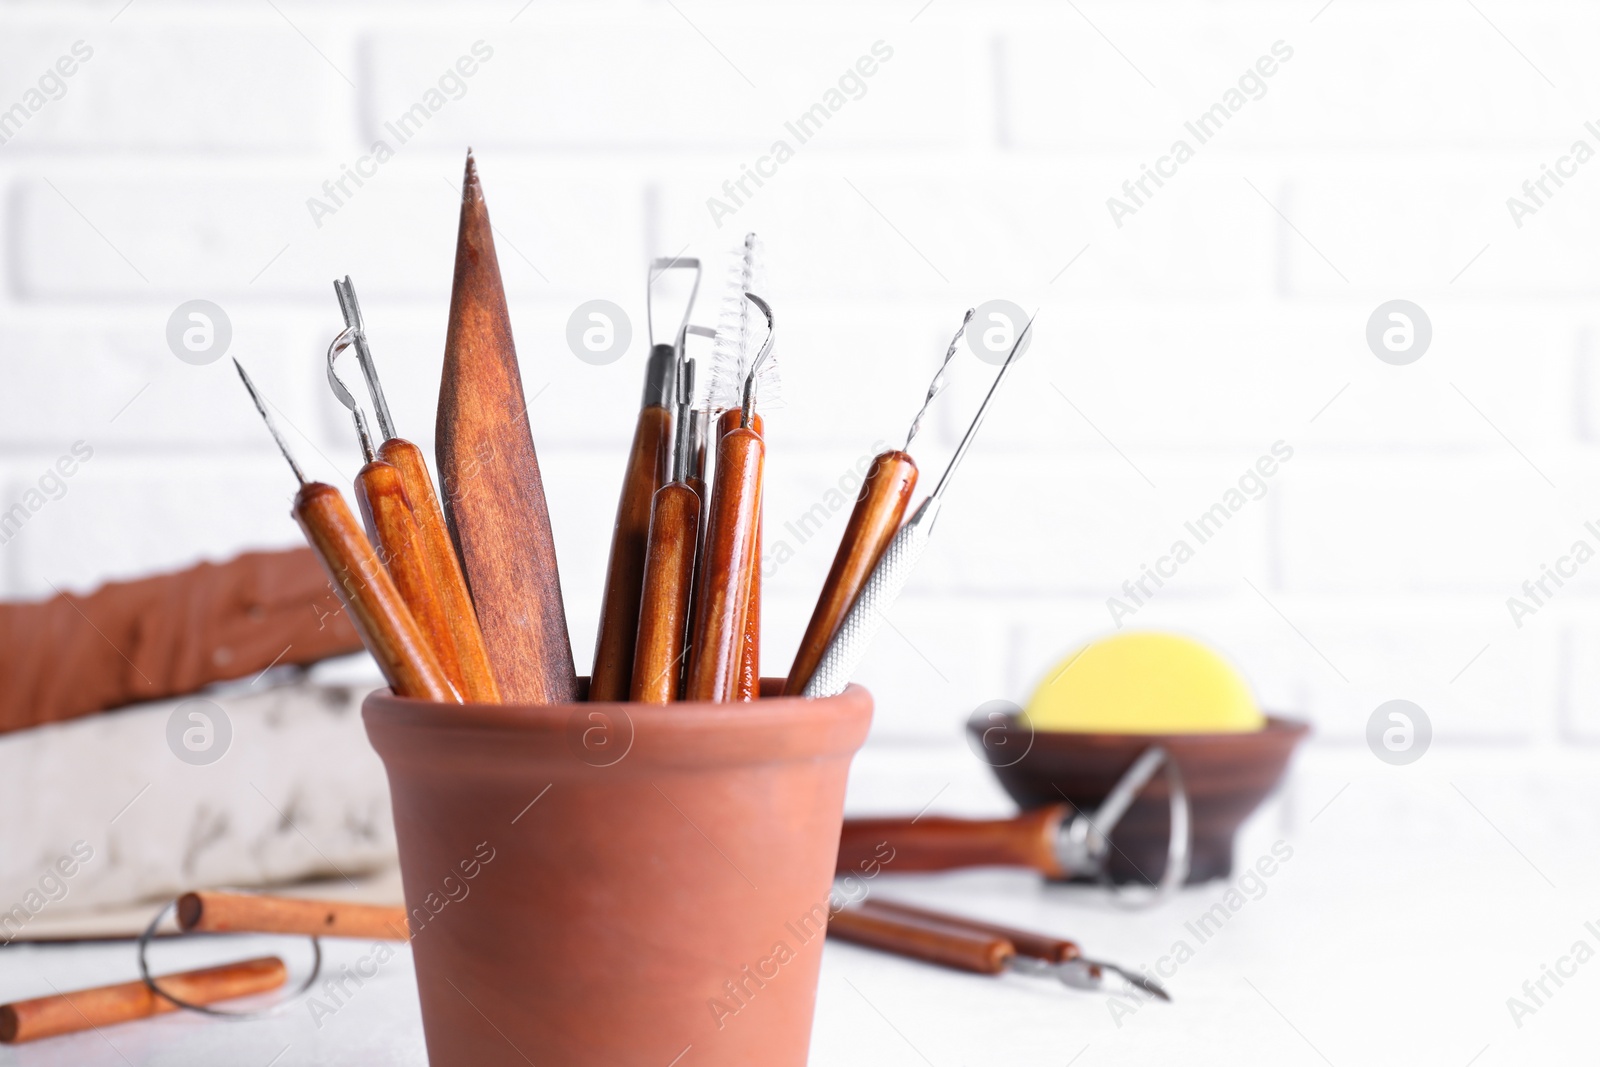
xmin=325 ymin=276 xmax=389 ymax=462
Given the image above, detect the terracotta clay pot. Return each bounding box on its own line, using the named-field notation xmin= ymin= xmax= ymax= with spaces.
xmin=364 ymin=680 xmax=871 ymax=1067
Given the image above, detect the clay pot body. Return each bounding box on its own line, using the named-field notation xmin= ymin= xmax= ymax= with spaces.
xmin=364 ymin=680 xmax=871 ymax=1066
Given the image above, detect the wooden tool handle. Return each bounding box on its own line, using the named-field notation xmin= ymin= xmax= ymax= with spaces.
xmin=828 ymin=906 xmax=1013 ymax=975
xmin=293 ymin=482 xmax=459 ymax=703
xmin=0 ymin=957 xmax=286 ymax=1044
xmin=836 ymin=805 xmax=1070 ymax=878
xmin=685 ymin=427 xmax=765 ymax=701
xmin=856 ymin=898 xmax=1079 ymax=962
xmin=177 ymin=891 xmax=409 ymax=940
xmin=355 ymin=459 xmax=465 ymax=699
xmin=380 ymin=438 xmax=501 ymax=703
xmin=630 ymin=482 xmax=701 ymax=703
xmin=720 ymin=409 xmax=764 ymax=702
xmin=437 ymin=151 xmax=579 ymax=705
xmin=785 ymin=450 xmax=918 ymax=694
xmin=738 ymin=521 xmax=761 ymax=701
xmin=592 ymin=402 xmax=673 ymax=702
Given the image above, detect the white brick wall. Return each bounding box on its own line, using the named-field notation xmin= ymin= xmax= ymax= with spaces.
xmin=2 ymin=0 xmax=1598 ymax=845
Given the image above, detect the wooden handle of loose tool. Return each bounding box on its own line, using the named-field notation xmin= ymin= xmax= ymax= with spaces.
xmin=720 ymin=409 xmax=764 ymax=702
xmin=355 ymin=459 xmax=465 ymax=699
xmin=592 ymin=403 xmax=673 ymax=702
xmin=630 ymin=482 xmax=701 ymax=703
xmin=836 ymin=805 xmax=1070 ymax=879
xmin=828 ymin=907 xmax=1013 ymax=975
xmin=177 ymin=891 xmax=409 ymax=940
xmin=380 ymin=438 xmax=501 ymax=703
xmin=0 ymin=957 xmax=286 ymax=1044
xmin=856 ymin=898 xmax=1079 ymax=963
xmin=685 ymin=427 xmax=765 ymax=701
xmin=785 ymin=449 xmax=918 ymax=695
xmin=293 ymin=482 xmax=459 ymax=703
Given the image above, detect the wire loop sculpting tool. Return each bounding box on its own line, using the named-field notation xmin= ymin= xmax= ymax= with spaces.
xmin=326 ymin=279 xmax=498 ymax=701
xmin=631 ymin=357 xmax=704 ymax=702
xmin=835 ymin=744 xmax=1192 ymax=900
xmin=592 ymin=256 xmax=702 ymax=701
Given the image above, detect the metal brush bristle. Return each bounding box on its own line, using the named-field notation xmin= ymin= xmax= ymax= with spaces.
xmin=709 ymin=232 xmax=780 ymax=411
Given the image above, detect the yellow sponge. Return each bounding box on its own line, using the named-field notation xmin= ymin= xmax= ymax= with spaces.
xmin=1023 ymin=631 xmax=1264 ymax=734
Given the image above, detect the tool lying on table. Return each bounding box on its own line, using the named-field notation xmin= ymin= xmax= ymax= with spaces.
xmin=82 ymin=890 xmax=411 ymax=1033
xmin=801 ymin=311 xmax=1035 ymax=699
xmin=828 ymin=897 xmax=1168 ymax=1001
xmin=176 ymin=890 xmax=408 ymax=940
xmin=330 ymin=277 xmax=500 ymax=703
xmin=785 ymin=310 xmax=972 ymax=695
xmin=234 ymin=360 xmax=460 ymax=703
xmin=836 ymin=747 xmax=1191 ymax=893
xmin=592 ymin=256 xmax=701 ymax=701
xmin=0 ymin=958 xmax=287 ymax=1044
xmin=685 ymin=291 xmax=775 ymax=702
xmin=436 ymin=150 xmax=577 ymax=704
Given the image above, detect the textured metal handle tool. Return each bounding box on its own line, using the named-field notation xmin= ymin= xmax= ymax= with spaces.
xmin=802 ymin=496 xmax=940 ymax=698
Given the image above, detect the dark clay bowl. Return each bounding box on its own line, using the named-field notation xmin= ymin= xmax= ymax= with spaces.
xmin=970 ymin=714 xmax=1309 ymax=885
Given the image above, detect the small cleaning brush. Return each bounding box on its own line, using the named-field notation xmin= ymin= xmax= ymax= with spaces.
xmin=721 ymin=233 xmax=777 ymax=700
xmin=709 ymin=232 xmax=779 ymax=417
xmin=687 ymin=234 xmax=777 ymax=701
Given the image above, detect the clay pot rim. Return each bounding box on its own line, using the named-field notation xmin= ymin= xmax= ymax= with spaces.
xmin=363 ymin=681 xmax=874 ymax=770
xmin=973 ymin=712 xmax=1310 ymax=749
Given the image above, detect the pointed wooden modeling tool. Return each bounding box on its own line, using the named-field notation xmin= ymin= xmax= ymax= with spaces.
xmin=436 ymin=150 xmax=578 ymax=704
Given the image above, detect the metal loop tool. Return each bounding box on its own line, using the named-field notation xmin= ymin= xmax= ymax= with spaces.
xmin=1063 ymin=744 xmax=1192 ymax=906
xmin=136 ymin=896 xmax=323 ymax=1019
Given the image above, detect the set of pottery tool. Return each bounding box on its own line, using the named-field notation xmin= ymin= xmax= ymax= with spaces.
xmin=0 ymin=150 xmax=1049 ymax=1062
xmin=4 ymin=151 xmax=1320 ymax=1063
xmin=233 ymin=150 xmax=1032 ymax=716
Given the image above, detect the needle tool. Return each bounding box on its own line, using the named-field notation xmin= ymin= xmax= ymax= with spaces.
xmin=234 ymin=359 xmax=457 ymax=702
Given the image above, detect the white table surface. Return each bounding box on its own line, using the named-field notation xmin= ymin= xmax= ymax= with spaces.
xmin=3 ymin=744 xmax=1593 ymax=1065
